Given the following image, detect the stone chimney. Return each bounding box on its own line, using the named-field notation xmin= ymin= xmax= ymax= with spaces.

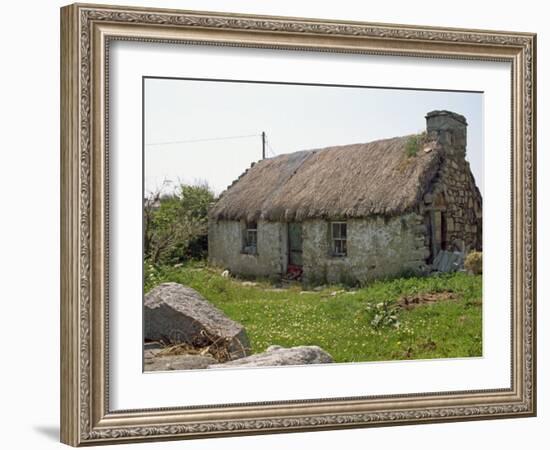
xmin=425 ymin=110 xmax=467 ymax=157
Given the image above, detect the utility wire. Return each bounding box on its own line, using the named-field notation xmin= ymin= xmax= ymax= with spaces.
xmin=146 ymin=133 xmax=260 ymax=146
xmin=266 ymin=140 xmax=277 ymax=157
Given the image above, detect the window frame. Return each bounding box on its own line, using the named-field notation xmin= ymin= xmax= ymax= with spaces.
xmin=330 ymin=221 xmax=348 ymax=257
xmin=242 ymin=221 xmax=258 ymax=255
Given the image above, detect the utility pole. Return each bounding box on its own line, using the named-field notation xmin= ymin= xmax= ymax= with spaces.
xmin=261 ymin=131 xmax=266 ymax=159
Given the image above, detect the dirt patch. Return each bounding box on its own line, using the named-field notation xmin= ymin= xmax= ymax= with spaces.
xmin=398 ymin=291 xmax=457 ymax=309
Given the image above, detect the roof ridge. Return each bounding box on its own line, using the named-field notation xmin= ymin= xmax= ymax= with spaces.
xmin=268 ymin=133 xmax=419 ymax=159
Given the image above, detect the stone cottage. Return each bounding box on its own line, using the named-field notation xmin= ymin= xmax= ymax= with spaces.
xmin=208 ymin=110 xmax=482 ymax=285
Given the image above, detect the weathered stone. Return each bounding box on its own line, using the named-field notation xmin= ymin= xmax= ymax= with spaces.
xmin=144 ymin=348 xmax=162 ymax=360
xmin=447 ymin=218 xmax=455 ymax=232
xmin=410 ymin=249 xmax=428 ymax=260
xmin=144 ymin=341 xmax=162 ymax=350
xmin=208 ymin=345 xmax=334 ymax=368
xmin=144 ymin=283 xmax=250 ymax=358
xmin=432 ymin=250 xmax=464 ymax=273
xmin=144 ymin=352 xmax=218 ymax=371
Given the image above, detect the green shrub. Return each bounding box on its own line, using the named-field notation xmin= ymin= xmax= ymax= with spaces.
xmin=464 ymin=251 xmax=482 ymax=275
xmin=364 ymin=300 xmax=401 ymax=329
xmin=144 ymin=183 xmax=215 ymax=265
xmin=405 ymin=135 xmax=420 ymax=157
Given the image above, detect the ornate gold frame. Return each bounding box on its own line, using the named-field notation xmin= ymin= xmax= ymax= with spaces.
xmin=60 ymin=3 xmax=536 ymax=446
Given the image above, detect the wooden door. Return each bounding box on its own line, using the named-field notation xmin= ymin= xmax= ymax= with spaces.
xmin=427 ymin=210 xmax=447 ymax=262
xmin=288 ymin=223 xmax=303 ymax=267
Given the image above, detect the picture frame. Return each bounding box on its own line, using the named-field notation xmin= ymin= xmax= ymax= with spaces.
xmin=60 ymin=2 xmax=536 ymax=446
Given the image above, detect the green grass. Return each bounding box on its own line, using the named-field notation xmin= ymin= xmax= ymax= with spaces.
xmin=405 ymin=135 xmax=420 ymax=157
xmin=145 ymin=262 xmax=482 ymax=363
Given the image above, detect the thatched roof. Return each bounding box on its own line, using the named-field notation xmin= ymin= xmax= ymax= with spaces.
xmin=210 ymin=134 xmax=444 ymax=222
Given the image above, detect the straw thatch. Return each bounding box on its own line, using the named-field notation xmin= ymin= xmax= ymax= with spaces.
xmin=210 ymin=134 xmax=443 ymax=222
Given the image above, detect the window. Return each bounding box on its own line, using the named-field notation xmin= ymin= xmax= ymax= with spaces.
xmin=331 ymin=222 xmax=347 ymax=257
xmin=243 ymin=222 xmax=258 ymax=254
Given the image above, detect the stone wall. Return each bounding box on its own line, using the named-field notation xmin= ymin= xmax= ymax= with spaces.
xmin=424 ymin=111 xmax=483 ymax=253
xmin=301 ymin=213 xmax=429 ymax=286
xmin=208 ymin=219 xmax=285 ymax=279
xmin=425 ymin=159 xmax=482 ymax=253
xmin=209 ymin=214 xmax=429 ymax=285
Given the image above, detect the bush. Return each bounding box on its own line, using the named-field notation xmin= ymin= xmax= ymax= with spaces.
xmin=464 ymin=251 xmax=482 ymax=275
xmin=144 ymin=183 xmax=215 ymax=265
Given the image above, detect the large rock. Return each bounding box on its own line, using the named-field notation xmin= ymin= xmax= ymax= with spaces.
xmin=144 ymin=283 xmax=250 ymax=358
xmin=144 ymin=350 xmax=217 ymax=371
xmin=208 ymin=345 xmax=333 ymax=368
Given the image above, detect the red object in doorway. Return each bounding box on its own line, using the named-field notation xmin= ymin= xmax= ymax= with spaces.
xmin=286 ymin=264 xmax=303 ymax=280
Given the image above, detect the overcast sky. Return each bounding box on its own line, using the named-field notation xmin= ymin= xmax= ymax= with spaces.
xmin=144 ymin=78 xmax=483 ymax=196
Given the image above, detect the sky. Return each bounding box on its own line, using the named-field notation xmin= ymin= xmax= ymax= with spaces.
xmin=144 ymin=78 xmax=483 ymax=197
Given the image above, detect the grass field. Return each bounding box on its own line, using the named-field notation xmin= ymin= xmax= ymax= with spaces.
xmin=145 ymin=262 xmax=482 ymax=363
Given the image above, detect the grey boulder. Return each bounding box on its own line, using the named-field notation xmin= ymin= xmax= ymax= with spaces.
xmin=144 ymin=350 xmax=217 ymax=371
xmin=432 ymin=250 xmax=464 ymax=273
xmin=209 ymin=345 xmax=333 ymax=368
xmin=144 ymin=282 xmax=250 ymax=358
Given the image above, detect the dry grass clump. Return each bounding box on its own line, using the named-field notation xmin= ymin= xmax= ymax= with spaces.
xmin=157 ymin=328 xmax=245 ymax=363
xmin=464 ymin=251 xmax=482 ymax=275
